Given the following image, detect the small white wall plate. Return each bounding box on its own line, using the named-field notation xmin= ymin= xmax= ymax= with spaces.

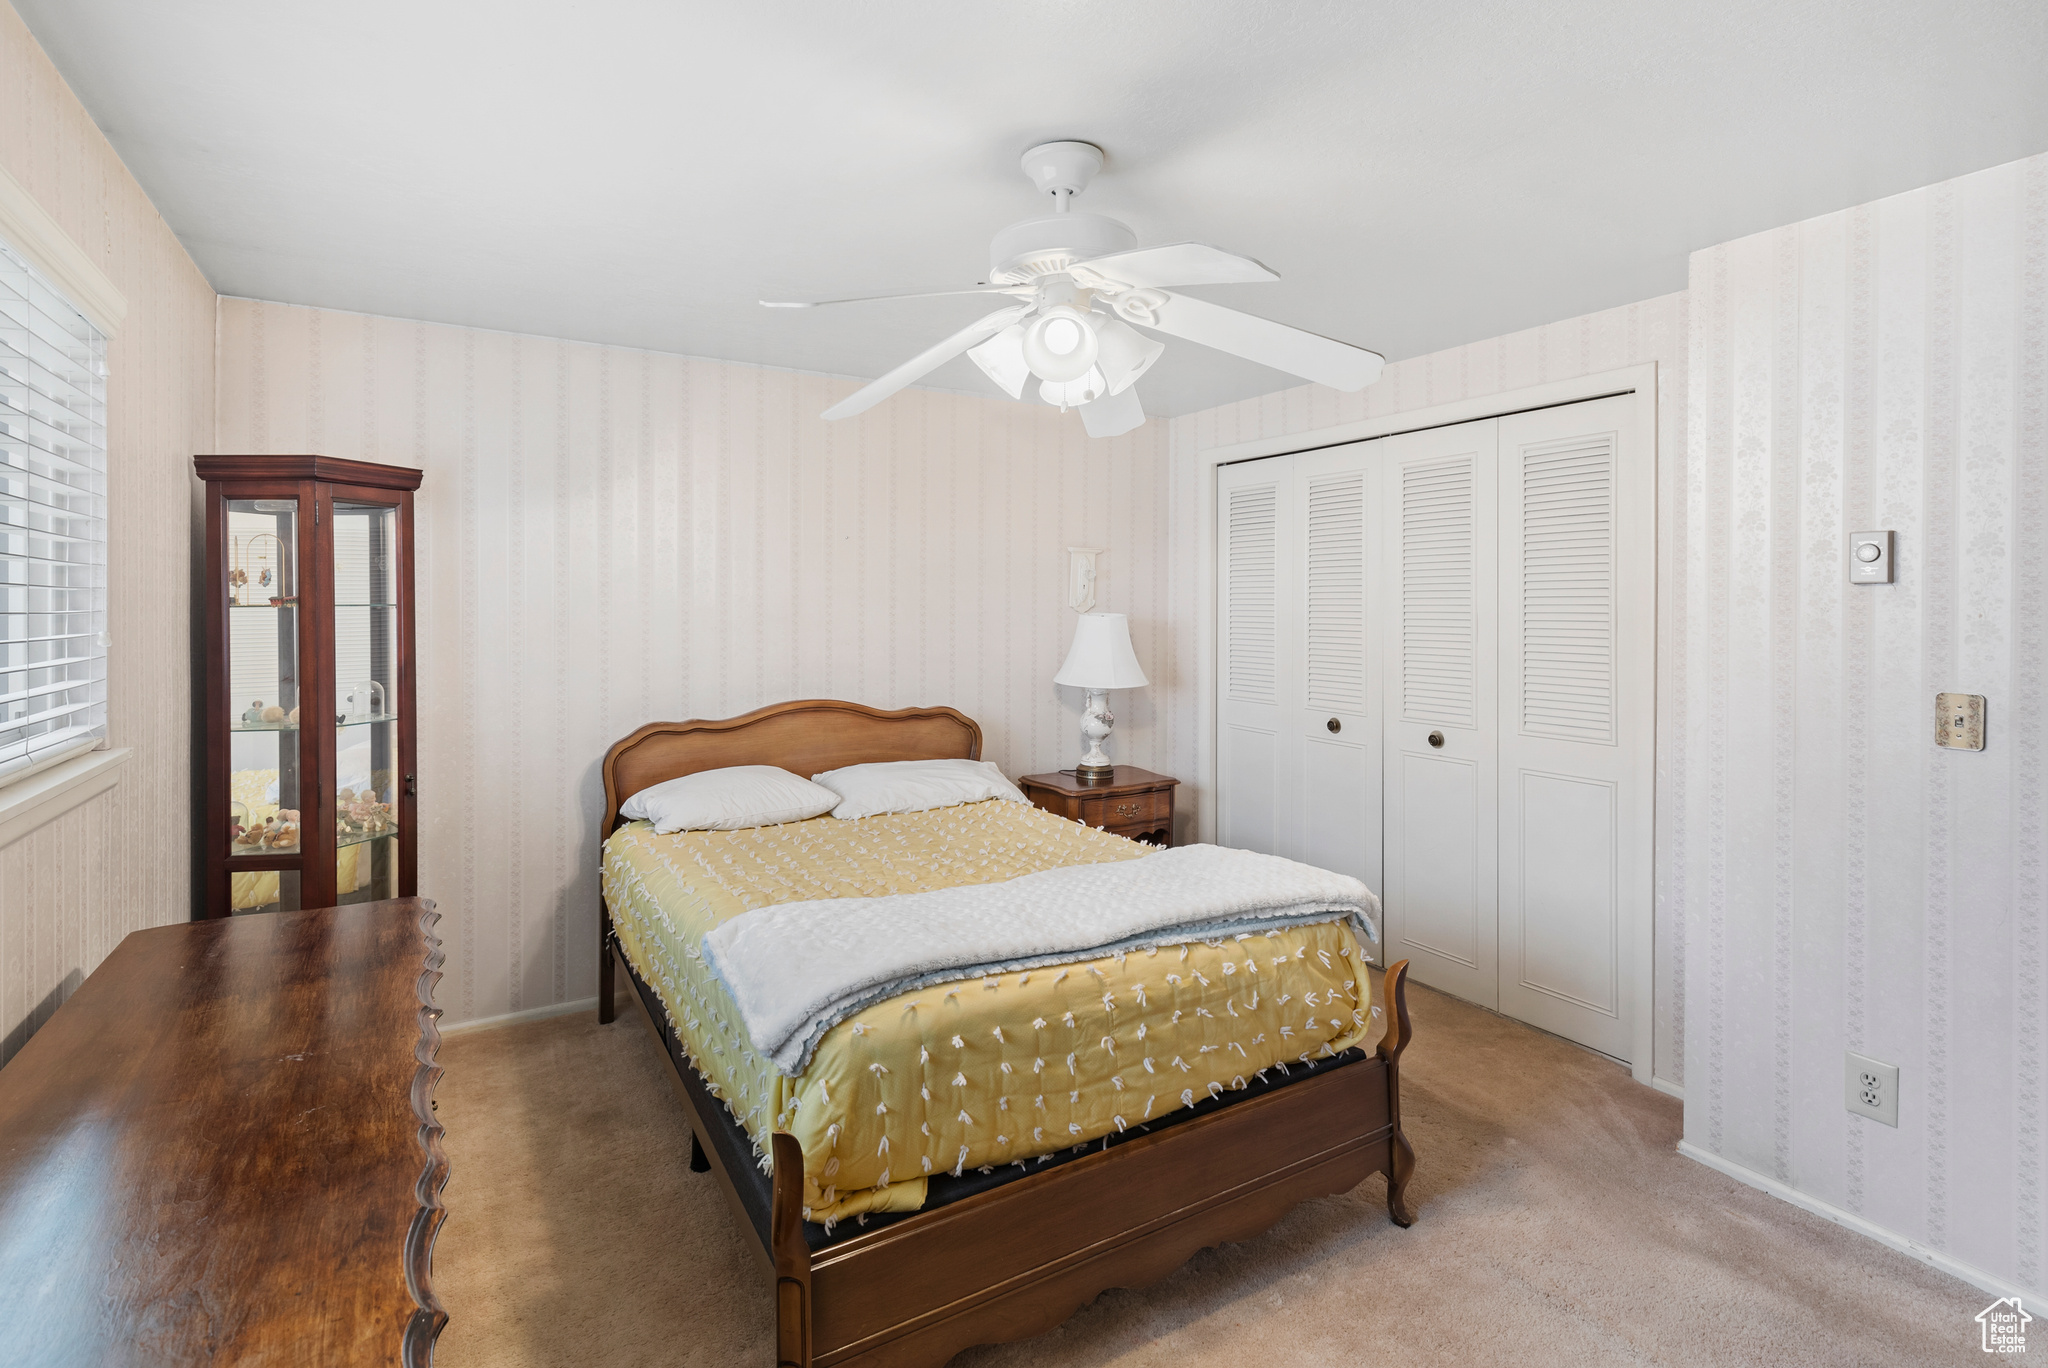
xmin=1849 ymin=529 xmax=1893 ymax=583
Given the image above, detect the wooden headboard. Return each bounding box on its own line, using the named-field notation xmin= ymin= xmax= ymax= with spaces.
xmin=600 ymin=699 xmax=982 ymax=833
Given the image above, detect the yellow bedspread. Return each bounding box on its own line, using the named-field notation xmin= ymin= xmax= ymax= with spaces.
xmin=602 ymin=800 xmax=1376 ymax=1225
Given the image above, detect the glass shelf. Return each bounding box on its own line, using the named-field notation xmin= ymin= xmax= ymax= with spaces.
xmin=229 ymin=837 xmax=299 ymax=857
xmin=336 ymin=824 xmax=399 ymax=850
xmin=334 ymin=601 xmax=397 ymax=609
xmin=228 ymin=601 xmax=300 ymax=609
xmin=229 ymin=713 xmax=400 ymax=733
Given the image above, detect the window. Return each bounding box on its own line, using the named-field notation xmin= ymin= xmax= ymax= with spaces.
xmin=0 ymin=235 xmax=107 ymax=782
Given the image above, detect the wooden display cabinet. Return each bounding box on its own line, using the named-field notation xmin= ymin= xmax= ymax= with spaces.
xmin=196 ymin=456 xmax=421 ymax=918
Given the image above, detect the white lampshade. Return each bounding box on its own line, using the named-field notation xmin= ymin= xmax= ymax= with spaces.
xmin=1055 ymin=612 xmax=1149 ymax=689
xmin=966 ymin=323 xmax=1029 ymax=399
xmin=1093 ymin=316 xmax=1164 ymax=395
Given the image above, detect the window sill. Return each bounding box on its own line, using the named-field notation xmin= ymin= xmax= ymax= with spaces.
xmin=0 ymin=748 xmax=133 ymax=851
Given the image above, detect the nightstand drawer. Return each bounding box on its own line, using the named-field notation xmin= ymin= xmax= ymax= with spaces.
xmin=1081 ymin=790 xmax=1169 ymax=829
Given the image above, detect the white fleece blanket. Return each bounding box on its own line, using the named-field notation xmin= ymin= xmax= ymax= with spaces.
xmin=700 ymin=843 xmax=1381 ymax=1074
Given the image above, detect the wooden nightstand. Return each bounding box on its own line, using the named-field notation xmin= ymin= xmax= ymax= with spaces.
xmin=1017 ymin=767 xmax=1179 ymax=846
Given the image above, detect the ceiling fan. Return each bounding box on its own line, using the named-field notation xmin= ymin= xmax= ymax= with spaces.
xmin=761 ymin=141 xmax=1385 ymax=438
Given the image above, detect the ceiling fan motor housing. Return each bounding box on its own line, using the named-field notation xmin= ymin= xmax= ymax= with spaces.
xmin=988 ymin=212 xmax=1136 ymax=284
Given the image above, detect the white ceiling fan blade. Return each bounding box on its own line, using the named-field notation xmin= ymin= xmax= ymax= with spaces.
xmin=1130 ymin=292 xmax=1384 ymax=392
xmin=1078 ymin=385 xmax=1145 ymax=439
xmin=1072 ymin=242 xmax=1278 ymax=289
xmin=820 ymin=304 xmax=1032 ymax=420
xmin=762 ymin=285 xmax=1030 ymax=309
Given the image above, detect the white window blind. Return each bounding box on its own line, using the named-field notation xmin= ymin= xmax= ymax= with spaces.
xmin=0 ymin=235 xmax=107 ymax=783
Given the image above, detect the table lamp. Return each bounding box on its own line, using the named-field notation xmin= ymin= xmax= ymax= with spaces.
xmin=1054 ymin=612 xmax=1149 ymax=783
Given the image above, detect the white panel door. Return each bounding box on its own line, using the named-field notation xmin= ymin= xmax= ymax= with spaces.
xmin=1290 ymin=443 xmax=1381 ymax=921
xmin=1380 ymin=418 xmax=1500 ymax=1008
xmin=1216 ymin=461 xmax=1286 ymax=855
xmin=1496 ymin=396 xmax=1649 ymax=1060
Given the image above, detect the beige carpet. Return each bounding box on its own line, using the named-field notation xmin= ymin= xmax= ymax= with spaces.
xmin=432 ymin=976 xmax=1991 ymax=1366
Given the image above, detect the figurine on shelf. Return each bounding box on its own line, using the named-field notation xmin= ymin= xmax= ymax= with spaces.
xmin=260 ymin=705 xmax=286 ymax=724
xmin=336 ymin=788 xmax=394 ymax=838
xmin=232 ymin=531 xmax=288 ymax=608
xmin=242 ymin=701 xmax=265 ymax=724
xmin=286 ymin=706 xmax=299 ymax=725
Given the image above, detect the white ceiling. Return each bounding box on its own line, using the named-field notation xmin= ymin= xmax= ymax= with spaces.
xmin=19 ymin=0 xmax=2048 ymax=416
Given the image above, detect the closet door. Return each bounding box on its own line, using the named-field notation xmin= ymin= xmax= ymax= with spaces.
xmin=1216 ymin=459 xmax=1287 ymax=855
xmin=1380 ymin=419 xmax=1500 ymax=1008
xmin=1496 ymin=396 xmax=1648 ymax=1060
xmin=1290 ymin=443 xmax=1380 ymax=897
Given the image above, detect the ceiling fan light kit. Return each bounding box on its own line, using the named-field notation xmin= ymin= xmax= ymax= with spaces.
xmin=767 ymin=139 xmax=1385 ymax=431
xmin=1021 ymin=304 xmax=1100 ymax=382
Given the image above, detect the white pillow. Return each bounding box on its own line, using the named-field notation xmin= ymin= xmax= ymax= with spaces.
xmin=810 ymin=758 xmax=1029 ymax=820
xmin=620 ymin=765 xmax=839 ymax=833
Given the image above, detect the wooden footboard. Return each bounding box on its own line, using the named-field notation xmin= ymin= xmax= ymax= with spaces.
xmin=773 ymin=961 xmax=1415 ymax=1368
xmin=612 ymin=937 xmax=1414 ymax=1368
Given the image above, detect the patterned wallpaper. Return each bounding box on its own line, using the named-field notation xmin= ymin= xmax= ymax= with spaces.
xmin=1683 ymin=152 xmax=2048 ymax=1301
xmin=1162 ymin=292 xmax=1691 ymax=1086
xmin=213 ymin=298 xmax=1174 ymax=1027
xmin=0 ymin=3 xmax=216 ymax=1064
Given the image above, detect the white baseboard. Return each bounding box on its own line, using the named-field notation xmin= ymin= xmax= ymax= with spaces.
xmin=1648 ymin=1075 xmax=1684 ymax=1101
xmin=440 ymin=996 xmax=598 ymax=1037
xmin=1677 ymin=1140 xmax=2043 ymax=1309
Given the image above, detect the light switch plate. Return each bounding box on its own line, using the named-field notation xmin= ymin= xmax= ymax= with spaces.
xmin=1847 ymin=1052 xmax=1899 ymax=1127
xmin=1849 ymin=530 xmax=1894 ymax=583
xmin=1936 ymin=692 xmax=1986 ymax=750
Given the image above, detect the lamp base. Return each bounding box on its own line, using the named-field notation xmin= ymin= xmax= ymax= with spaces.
xmin=1074 ymin=688 xmax=1116 ymax=785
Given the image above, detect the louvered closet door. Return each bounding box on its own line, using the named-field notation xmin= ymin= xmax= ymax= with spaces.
xmin=1216 ymin=461 xmax=1287 ymax=854
xmin=1496 ymin=396 xmax=1648 ymax=1060
xmin=1380 ymin=419 xmax=1500 ymax=1008
xmin=1289 ymin=443 xmax=1381 ymax=909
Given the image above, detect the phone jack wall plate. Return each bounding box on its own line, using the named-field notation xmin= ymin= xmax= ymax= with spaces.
xmin=1936 ymin=693 xmax=1986 ymax=751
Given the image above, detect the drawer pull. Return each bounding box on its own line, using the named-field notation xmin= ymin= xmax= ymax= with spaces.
xmin=1114 ymin=801 xmax=1141 ymax=818
xmin=1326 ymin=718 xmax=1341 ymax=733
xmin=1427 ymin=731 xmax=1445 ymax=748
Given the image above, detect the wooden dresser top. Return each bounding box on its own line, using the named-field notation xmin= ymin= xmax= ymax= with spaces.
xmin=0 ymin=899 xmax=445 ymax=1367
xmin=1015 ymin=765 xmax=1179 ymax=798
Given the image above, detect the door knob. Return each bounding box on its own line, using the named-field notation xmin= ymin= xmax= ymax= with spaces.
xmin=1427 ymin=731 xmax=1445 ymax=748
xmin=1326 ymin=718 xmax=1341 ymax=733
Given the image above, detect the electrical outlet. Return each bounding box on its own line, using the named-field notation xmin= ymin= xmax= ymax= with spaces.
xmin=1846 ymin=1052 xmax=1899 ymax=1127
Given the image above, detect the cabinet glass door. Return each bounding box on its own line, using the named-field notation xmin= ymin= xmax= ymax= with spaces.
xmin=333 ymin=500 xmax=400 ymax=903
xmin=224 ymin=497 xmax=302 ymax=914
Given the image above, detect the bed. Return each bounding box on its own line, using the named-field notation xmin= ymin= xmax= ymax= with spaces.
xmin=597 ymin=699 xmax=1416 ymax=1368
